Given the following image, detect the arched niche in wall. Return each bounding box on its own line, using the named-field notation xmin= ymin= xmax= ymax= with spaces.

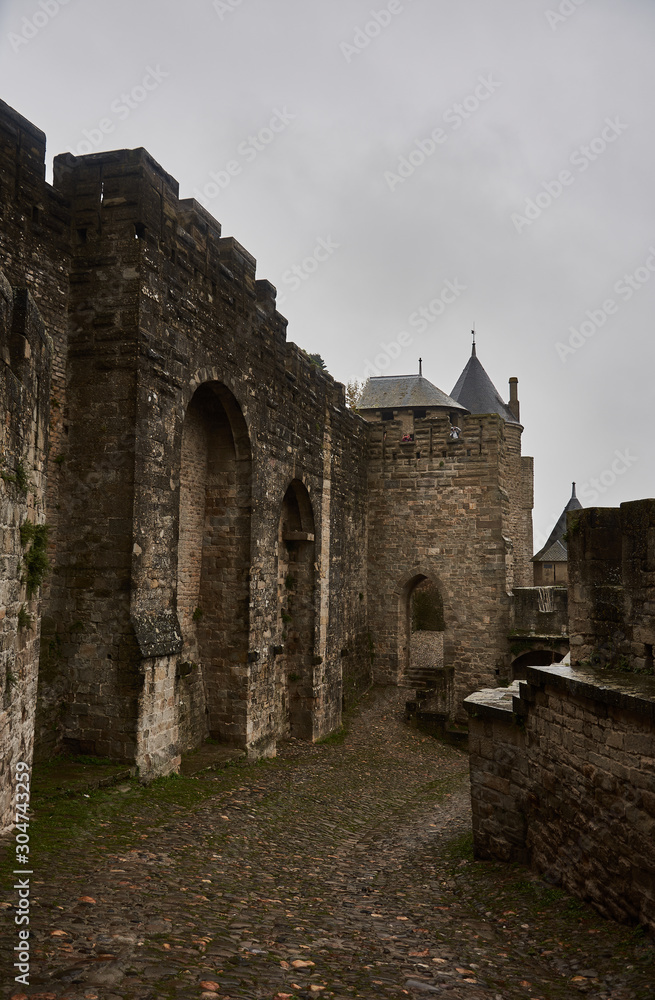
xmin=277 ymin=480 xmax=316 ymax=739
xmin=400 ymin=575 xmax=446 ymax=679
xmin=176 ymin=381 xmax=252 ymax=747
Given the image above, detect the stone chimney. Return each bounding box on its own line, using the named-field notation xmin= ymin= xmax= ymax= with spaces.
xmin=508 ymin=377 xmax=520 ymax=422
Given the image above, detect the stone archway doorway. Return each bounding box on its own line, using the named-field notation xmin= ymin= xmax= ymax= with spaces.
xmin=176 ymin=381 xmax=252 ymax=749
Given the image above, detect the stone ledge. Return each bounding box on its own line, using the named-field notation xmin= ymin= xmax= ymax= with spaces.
xmin=524 ymin=663 xmax=655 ymax=721
xmin=464 ymin=665 xmax=655 ymax=726
xmin=464 ymin=681 xmax=522 ymax=721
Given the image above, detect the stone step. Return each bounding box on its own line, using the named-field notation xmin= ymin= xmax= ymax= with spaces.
xmin=403 ymin=673 xmax=441 ymax=686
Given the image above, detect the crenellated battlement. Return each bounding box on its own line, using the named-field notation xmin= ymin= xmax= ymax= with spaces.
xmin=0 ymin=99 xmax=47 ymax=205
xmin=0 ymin=100 xmax=353 ymax=405
xmin=50 ymin=145 xmax=284 ymax=317
xmin=366 ymin=411 xmax=520 ymax=469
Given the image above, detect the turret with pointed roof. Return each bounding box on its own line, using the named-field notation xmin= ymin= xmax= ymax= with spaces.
xmin=532 ymin=483 xmax=583 ymax=585
xmin=450 ymin=338 xmax=520 ymax=425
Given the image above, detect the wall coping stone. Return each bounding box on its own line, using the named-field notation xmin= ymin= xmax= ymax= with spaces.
xmin=464 ymin=681 xmax=522 ymax=721
xmin=464 ymin=664 xmax=655 ymax=723
xmin=523 ymin=663 xmax=655 ymax=719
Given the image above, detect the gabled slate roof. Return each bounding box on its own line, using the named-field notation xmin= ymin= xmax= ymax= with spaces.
xmin=533 ymin=483 xmax=583 ymax=562
xmin=358 ymin=374 xmax=469 ymax=413
xmin=534 ymin=539 xmax=568 ymax=563
xmin=450 ymin=345 xmax=518 ymax=424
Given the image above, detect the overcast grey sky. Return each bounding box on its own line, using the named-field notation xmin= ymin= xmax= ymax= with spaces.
xmin=1 ymin=0 xmax=653 ymax=546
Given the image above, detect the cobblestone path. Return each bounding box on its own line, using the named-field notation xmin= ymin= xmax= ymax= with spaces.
xmin=2 ymin=686 xmax=653 ymax=1000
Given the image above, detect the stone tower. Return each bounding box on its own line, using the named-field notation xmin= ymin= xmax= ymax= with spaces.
xmin=361 ymin=351 xmax=533 ymax=716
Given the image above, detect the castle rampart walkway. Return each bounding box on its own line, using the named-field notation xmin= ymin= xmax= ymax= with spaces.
xmin=1 ymin=688 xmax=652 ymax=999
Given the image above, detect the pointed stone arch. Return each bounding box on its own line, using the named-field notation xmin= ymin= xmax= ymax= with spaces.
xmin=176 ymin=381 xmax=252 ymax=749
xmin=276 ymin=479 xmax=316 ymax=739
xmin=395 ymin=568 xmax=458 ymax=682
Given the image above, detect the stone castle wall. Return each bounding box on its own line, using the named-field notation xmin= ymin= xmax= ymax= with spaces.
xmin=503 ymin=437 xmax=533 ymax=592
xmin=510 ymin=586 xmax=568 ymax=637
xmin=0 ymin=268 xmax=51 ymax=833
xmin=0 ymin=99 xmax=371 ymax=781
xmin=0 ymin=97 xmax=535 ymax=819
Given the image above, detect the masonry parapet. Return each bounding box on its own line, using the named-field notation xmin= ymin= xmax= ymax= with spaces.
xmin=0 ymin=99 xmax=46 ymax=204
xmin=0 ymin=99 xmax=71 ymax=260
xmin=366 ymin=412 xmax=514 ymax=470
xmin=51 ymin=145 xmax=292 ymax=337
xmin=568 ymin=499 xmax=655 ymax=672
xmin=465 ymin=662 xmax=655 ymax=933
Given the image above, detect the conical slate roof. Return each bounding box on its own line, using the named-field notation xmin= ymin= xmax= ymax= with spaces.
xmin=450 ymin=345 xmax=518 ymax=424
xmin=532 ymin=483 xmax=583 ymax=562
xmin=358 ymin=374 xmax=468 ymax=413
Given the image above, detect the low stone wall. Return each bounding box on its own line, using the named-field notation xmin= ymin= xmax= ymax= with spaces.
xmin=511 ymin=586 xmax=568 ymax=637
xmin=465 ymin=664 xmax=655 ymax=934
